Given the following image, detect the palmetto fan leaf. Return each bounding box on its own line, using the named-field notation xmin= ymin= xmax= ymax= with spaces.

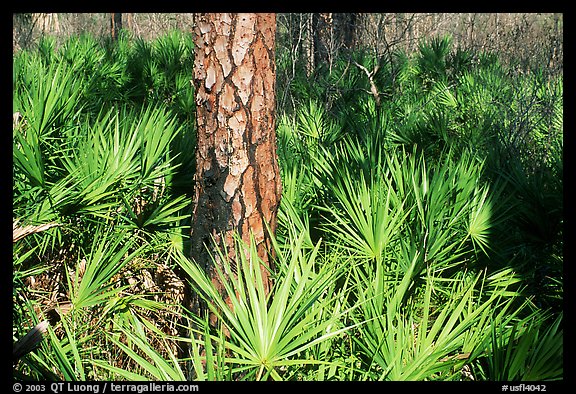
xmin=482 ymin=312 xmax=563 ymax=381
xmin=135 ymin=105 xmax=182 ymax=182
xmin=55 ymin=104 xmax=182 ymax=222
xmin=13 ymin=126 xmax=45 ymax=189
xmin=97 ymin=324 xmax=187 ymax=381
xmin=13 ymin=58 xmax=84 ymax=190
xmin=466 ymin=185 xmax=493 ymax=255
xmin=69 ymin=227 xmax=142 ymax=311
xmin=175 ymin=232 xmax=357 ymax=381
xmin=322 ymin=166 xmax=408 ymax=263
xmin=16 ymin=60 xmax=83 ymax=138
xmin=416 ymin=35 xmax=453 ymax=85
xmin=351 ymin=256 xmax=526 ymax=381
xmin=58 ymin=111 xmax=139 ymax=219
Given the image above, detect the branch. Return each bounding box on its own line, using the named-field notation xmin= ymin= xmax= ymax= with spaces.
xmin=353 ymin=60 xmax=381 ymax=107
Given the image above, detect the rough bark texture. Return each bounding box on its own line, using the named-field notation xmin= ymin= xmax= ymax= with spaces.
xmin=191 ymin=13 xmax=281 ymax=306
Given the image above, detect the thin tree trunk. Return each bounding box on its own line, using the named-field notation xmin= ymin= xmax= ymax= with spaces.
xmin=334 ymin=13 xmax=357 ymax=55
xmin=33 ymin=13 xmax=60 ymax=35
xmin=125 ymin=13 xmax=134 ymax=32
xmin=190 ymin=13 xmax=281 ymax=315
xmin=110 ymin=13 xmax=122 ymax=41
xmin=313 ymin=13 xmax=333 ymax=73
xmin=305 ymin=13 xmax=315 ymax=77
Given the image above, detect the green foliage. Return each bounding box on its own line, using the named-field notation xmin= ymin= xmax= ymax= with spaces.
xmin=416 ymin=35 xmax=453 ymax=87
xmin=13 ymin=31 xmax=194 ymax=380
xmin=273 ymin=32 xmax=562 ymax=381
xmin=351 ymin=262 xmax=523 ymax=380
xmin=13 ymin=31 xmax=562 ymax=382
xmin=475 ymin=312 xmax=563 ymax=381
xmin=175 ymin=233 xmax=355 ymax=381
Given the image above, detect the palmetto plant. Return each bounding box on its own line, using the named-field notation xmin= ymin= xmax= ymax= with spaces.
xmin=416 ymin=35 xmax=452 ymax=87
xmin=13 ymin=34 xmax=194 ymax=380
xmin=14 ymin=224 xmax=145 ymax=380
xmin=174 ymin=232 xmax=358 ymax=381
xmin=14 ymin=31 xmax=562 ymax=381
xmin=479 ymin=312 xmax=563 ymax=381
xmin=349 ymin=258 xmax=525 ymax=380
xmin=314 ymin=136 xmax=500 ymax=274
xmin=275 ymin=34 xmax=562 ymax=379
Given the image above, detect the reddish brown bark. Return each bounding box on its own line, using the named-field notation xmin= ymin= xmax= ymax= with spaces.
xmin=191 ymin=13 xmax=281 ymax=306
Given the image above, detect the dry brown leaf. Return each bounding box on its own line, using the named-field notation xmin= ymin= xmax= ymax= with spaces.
xmin=13 ymin=218 xmax=60 ymax=243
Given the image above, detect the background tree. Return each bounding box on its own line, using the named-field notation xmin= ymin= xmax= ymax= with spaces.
xmin=110 ymin=13 xmax=122 ymax=41
xmin=313 ymin=13 xmax=333 ymax=73
xmin=190 ymin=13 xmax=281 ymax=311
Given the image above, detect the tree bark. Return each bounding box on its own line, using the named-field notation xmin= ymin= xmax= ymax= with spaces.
xmin=33 ymin=13 xmax=60 ymax=35
xmin=313 ymin=13 xmax=333 ymax=73
xmin=110 ymin=13 xmax=122 ymax=41
xmin=304 ymin=13 xmax=315 ymax=77
xmin=190 ymin=13 xmax=281 ymax=310
xmin=334 ymin=13 xmax=357 ymax=51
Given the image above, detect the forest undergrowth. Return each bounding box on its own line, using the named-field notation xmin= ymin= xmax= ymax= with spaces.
xmin=13 ymin=31 xmax=563 ymax=381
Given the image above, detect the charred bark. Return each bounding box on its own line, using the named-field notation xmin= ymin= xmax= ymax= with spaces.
xmin=110 ymin=13 xmax=122 ymax=41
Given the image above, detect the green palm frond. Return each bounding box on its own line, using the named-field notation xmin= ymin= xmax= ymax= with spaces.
xmin=323 ymin=167 xmax=408 ymax=263
xmin=482 ymin=312 xmax=563 ymax=381
xmin=69 ymin=227 xmax=142 ymax=310
xmin=175 ymin=231 xmax=358 ymax=381
xmin=416 ymin=35 xmax=453 ymax=86
xmin=352 ymin=259 xmax=527 ymax=381
xmin=98 ymin=324 xmax=187 ymax=381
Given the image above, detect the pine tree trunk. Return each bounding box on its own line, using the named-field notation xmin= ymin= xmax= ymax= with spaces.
xmin=305 ymin=13 xmax=315 ymax=77
xmin=110 ymin=13 xmax=122 ymax=41
xmin=34 ymin=13 xmax=60 ymax=35
xmin=313 ymin=13 xmax=333 ymax=73
xmin=338 ymin=13 xmax=357 ymax=50
xmin=190 ymin=13 xmax=281 ymax=311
